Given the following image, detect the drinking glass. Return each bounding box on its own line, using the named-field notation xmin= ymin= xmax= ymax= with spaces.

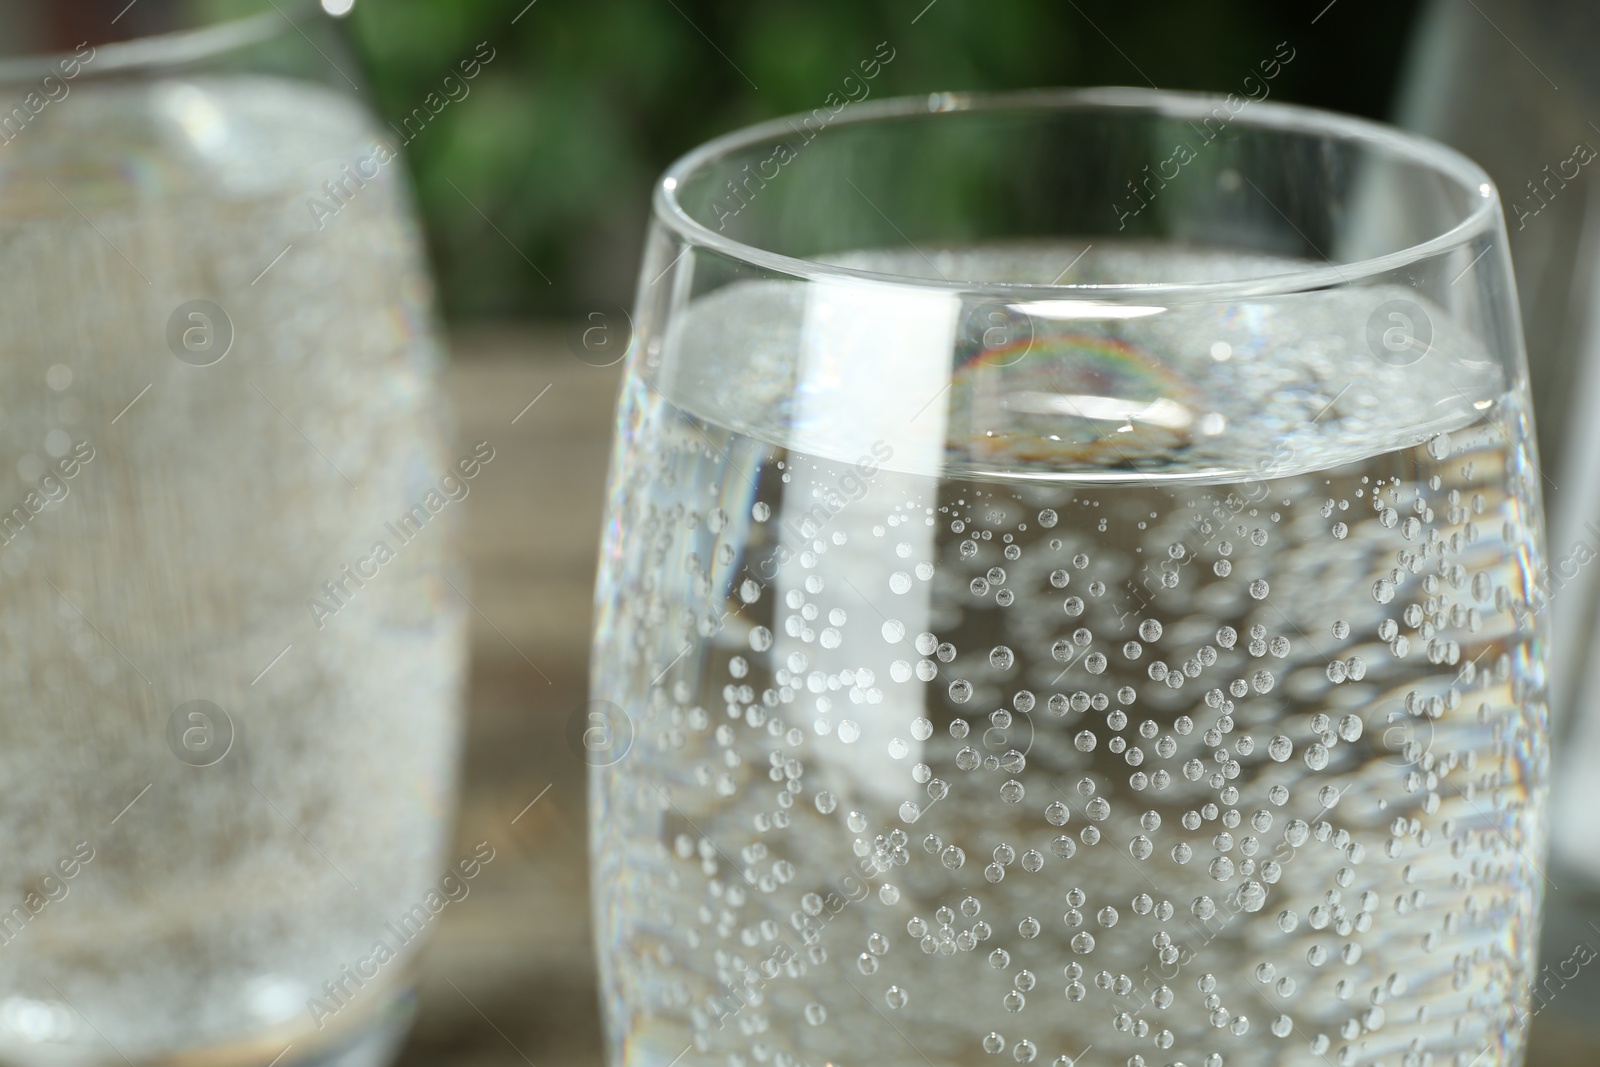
xmin=0 ymin=3 xmax=464 ymax=1066
xmin=590 ymin=89 xmax=1550 ymax=1067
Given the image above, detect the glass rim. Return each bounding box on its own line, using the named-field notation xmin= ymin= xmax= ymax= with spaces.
xmin=0 ymin=0 xmax=322 ymax=83
xmin=654 ymin=86 xmax=1502 ymax=301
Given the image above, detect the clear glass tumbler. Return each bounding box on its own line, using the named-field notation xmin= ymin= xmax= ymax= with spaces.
xmin=590 ymin=89 xmax=1551 ymax=1067
xmin=0 ymin=4 xmax=464 ymax=1066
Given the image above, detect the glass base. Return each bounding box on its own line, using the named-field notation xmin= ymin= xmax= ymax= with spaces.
xmin=0 ymin=985 xmax=416 ymax=1067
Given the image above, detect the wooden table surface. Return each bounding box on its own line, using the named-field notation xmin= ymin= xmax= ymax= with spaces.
xmin=397 ymin=329 xmax=1600 ymax=1067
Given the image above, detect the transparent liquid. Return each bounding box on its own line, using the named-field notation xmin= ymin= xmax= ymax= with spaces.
xmin=0 ymin=79 xmax=462 ymax=1060
xmin=592 ymin=273 xmax=1549 ymax=1067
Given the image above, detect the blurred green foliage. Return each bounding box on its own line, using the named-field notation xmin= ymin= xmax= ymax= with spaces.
xmin=346 ymin=0 xmax=1420 ymax=321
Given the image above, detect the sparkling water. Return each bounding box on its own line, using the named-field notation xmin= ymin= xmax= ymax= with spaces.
xmin=592 ymin=258 xmax=1549 ymax=1067
xmin=0 ymin=79 xmax=463 ymax=1061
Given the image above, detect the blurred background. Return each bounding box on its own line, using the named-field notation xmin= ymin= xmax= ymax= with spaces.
xmin=342 ymin=0 xmax=1424 ymax=321
xmin=290 ymin=3 xmax=1600 ymax=1067
xmin=26 ymin=1 xmax=1596 ymax=1065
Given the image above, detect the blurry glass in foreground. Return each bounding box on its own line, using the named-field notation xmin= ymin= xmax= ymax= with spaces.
xmin=1400 ymin=0 xmax=1600 ymax=1052
xmin=0 ymin=3 xmax=464 ymax=1066
xmin=590 ymin=89 xmax=1550 ymax=1067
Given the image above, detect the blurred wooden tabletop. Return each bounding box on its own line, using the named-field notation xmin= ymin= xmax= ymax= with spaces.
xmin=396 ymin=328 xmax=1600 ymax=1067
xmin=397 ymin=327 xmax=615 ymax=1067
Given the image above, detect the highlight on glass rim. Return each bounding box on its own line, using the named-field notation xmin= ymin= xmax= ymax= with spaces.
xmin=2 ymin=2 xmax=1596 ymax=1067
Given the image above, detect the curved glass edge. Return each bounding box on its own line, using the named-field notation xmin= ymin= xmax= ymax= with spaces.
xmin=0 ymin=1 xmax=318 ymax=83
xmin=652 ymin=88 xmax=1504 ymax=303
